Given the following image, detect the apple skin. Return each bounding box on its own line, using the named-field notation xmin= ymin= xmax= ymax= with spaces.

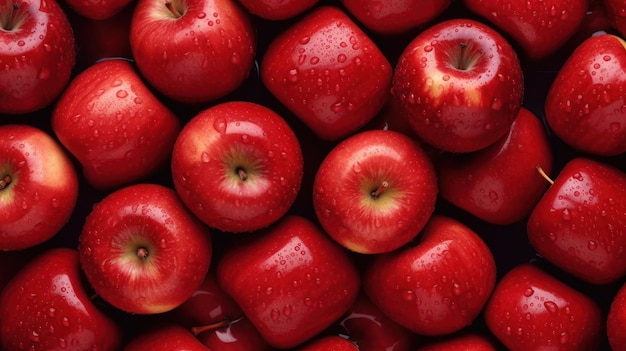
xmin=129 ymin=0 xmax=256 ymax=104
xmin=216 ymin=215 xmax=361 ymax=349
xmin=527 ymin=157 xmax=626 ymax=285
xmin=0 ymin=248 xmax=122 ymax=351
xmin=363 ymin=215 xmax=496 ymax=336
xmin=196 ymin=317 xmax=274 ymax=351
xmin=484 ymin=263 xmax=603 ymax=351
xmin=391 ymin=18 xmax=524 ymax=153
xmin=63 ymin=0 xmax=133 ymax=19
xmin=417 ymin=333 xmax=499 ymax=351
xmin=608 ymin=281 xmax=626 ymax=351
xmin=462 ymin=0 xmax=587 ymax=60
xmin=0 ymin=124 xmax=79 ymax=250
xmin=78 ymin=183 xmax=212 ymax=315
xmin=340 ymin=0 xmax=451 ymax=35
xmin=52 ymin=59 xmax=181 ymax=191
xmin=261 ymin=5 xmax=392 ymax=141
xmin=604 ymin=0 xmax=626 ymax=38
xmin=296 ymin=335 xmax=358 ymax=351
xmin=436 ymin=107 xmax=553 ymax=225
xmin=544 ymin=33 xmax=626 ymax=156
xmin=124 ymin=324 xmax=209 ymax=351
xmin=171 ymin=101 xmax=303 ymax=233
xmin=0 ymin=0 xmax=76 ymax=114
xmin=312 ymin=129 xmax=438 ymax=254
xmin=236 ymin=0 xmax=317 ymax=20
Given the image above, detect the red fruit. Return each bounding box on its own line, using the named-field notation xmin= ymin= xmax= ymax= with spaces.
xmin=463 ymin=0 xmax=588 ymax=60
xmin=0 ymin=248 xmax=122 ymax=351
xmin=171 ymin=101 xmax=304 ymax=233
xmin=391 ymin=18 xmax=524 ymax=153
xmin=417 ymin=333 xmax=499 ymax=351
xmin=364 ymin=215 xmax=497 ymax=336
xmin=341 ymin=0 xmax=451 ymax=35
xmin=608 ymin=281 xmax=626 ymax=351
xmin=195 ymin=317 xmax=274 ymax=351
xmin=484 ymin=263 xmax=603 ymax=351
xmin=216 ymin=215 xmax=361 ymax=349
xmin=64 ymin=0 xmax=132 ymax=19
xmin=130 ymin=0 xmax=256 ymax=104
xmin=52 ymin=59 xmax=181 ymax=190
xmin=296 ymin=335 xmax=358 ymax=351
xmin=0 ymin=0 xmax=76 ymax=114
xmin=437 ymin=107 xmax=553 ymax=225
xmin=261 ymin=5 xmax=392 ymax=141
xmin=124 ymin=324 xmax=209 ymax=351
xmin=605 ymin=0 xmax=626 ymax=38
xmin=237 ymin=0 xmax=317 ymax=20
xmin=527 ymin=157 xmax=626 ymax=284
xmin=544 ymin=33 xmax=626 ymax=156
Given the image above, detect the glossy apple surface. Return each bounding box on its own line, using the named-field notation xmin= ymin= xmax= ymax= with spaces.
xmin=237 ymin=0 xmax=317 ymax=20
xmin=437 ymin=107 xmax=553 ymax=225
xmin=52 ymin=59 xmax=181 ymax=190
xmin=364 ymin=215 xmax=496 ymax=336
xmin=124 ymin=324 xmax=209 ymax=351
xmin=391 ymin=18 xmax=524 ymax=153
xmin=417 ymin=333 xmax=499 ymax=351
xmin=545 ymin=33 xmax=626 ymax=156
xmin=216 ymin=215 xmax=360 ymax=349
xmin=78 ymin=183 xmax=212 ymax=314
xmin=313 ymin=129 xmax=437 ymax=254
xmin=0 ymin=248 xmax=122 ymax=351
xmin=261 ymin=5 xmax=392 ymax=141
xmin=171 ymin=101 xmax=303 ymax=233
xmin=527 ymin=157 xmax=626 ymax=285
xmin=608 ymin=281 xmax=626 ymax=351
xmin=130 ymin=0 xmax=256 ymax=104
xmin=0 ymin=124 xmax=79 ymax=250
xmin=296 ymin=335 xmax=359 ymax=351
xmin=604 ymin=0 xmax=626 ymax=38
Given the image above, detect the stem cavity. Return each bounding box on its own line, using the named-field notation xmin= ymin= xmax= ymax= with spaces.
xmin=370 ymin=181 xmax=389 ymax=199
xmin=0 ymin=175 xmax=11 ymax=190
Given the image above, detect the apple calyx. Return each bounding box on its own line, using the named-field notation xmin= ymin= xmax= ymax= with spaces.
xmin=0 ymin=174 xmax=11 ymax=191
xmin=536 ymin=165 xmax=555 ymax=185
xmin=190 ymin=318 xmax=231 ymax=336
xmin=370 ymin=181 xmax=389 ymax=199
xmin=236 ymin=167 xmax=248 ymax=182
xmin=136 ymin=246 xmax=150 ymax=260
xmin=0 ymin=3 xmax=27 ymax=32
xmin=451 ymin=42 xmax=479 ymax=71
xmin=164 ymin=0 xmax=184 ymax=18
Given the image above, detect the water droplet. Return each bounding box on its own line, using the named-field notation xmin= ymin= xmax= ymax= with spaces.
xmin=588 ymin=240 xmax=598 ymax=250
xmin=331 ymin=102 xmax=344 ymax=113
xmin=544 ymin=301 xmax=558 ymax=314
xmin=48 ymin=307 xmax=56 ymax=317
xmin=29 ymin=330 xmax=40 ymax=342
xmin=270 ymin=308 xmax=280 ymax=320
xmin=17 ymin=40 xmax=25 ymax=46
xmin=561 ymin=208 xmax=572 ymax=221
xmin=559 ymin=331 xmax=569 ymax=344
xmin=287 ymin=68 xmax=299 ymax=82
xmin=299 ymin=36 xmax=310 ymax=45
xmin=283 ymin=304 xmax=293 ymax=316
xmin=524 ymin=287 xmax=534 ymax=297
xmin=337 ymin=54 xmax=347 ymax=63
xmin=491 ymin=98 xmax=503 ymax=110
xmin=213 ymin=118 xmax=227 ymax=134
xmin=37 ymin=67 xmax=50 ymax=80
xmin=402 ymin=290 xmax=415 ymax=302
xmin=265 ymin=287 xmax=273 ymax=295
xmin=424 ymin=45 xmax=433 ymax=52
xmin=116 ymin=90 xmax=128 ymax=98
xmin=304 ymin=297 xmax=313 ymax=306
xmin=58 ymin=338 xmax=67 ymax=349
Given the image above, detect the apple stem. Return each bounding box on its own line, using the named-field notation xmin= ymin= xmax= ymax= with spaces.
xmin=190 ymin=319 xmax=229 ymax=336
xmin=137 ymin=247 xmax=149 ymax=260
xmin=536 ymin=165 xmax=554 ymax=185
xmin=237 ymin=167 xmax=248 ymax=181
xmin=370 ymin=181 xmax=389 ymax=199
xmin=164 ymin=1 xmax=183 ymax=18
xmin=0 ymin=175 xmax=11 ymax=190
xmin=457 ymin=42 xmax=469 ymax=70
xmin=1 ymin=3 xmax=22 ymax=31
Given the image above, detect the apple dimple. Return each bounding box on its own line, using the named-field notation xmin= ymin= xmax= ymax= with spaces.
xmin=0 ymin=3 xmax=27 ymax=31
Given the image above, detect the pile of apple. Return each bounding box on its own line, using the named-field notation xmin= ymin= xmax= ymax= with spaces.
xmin=1 ymin=0 xmax=625 ymax=349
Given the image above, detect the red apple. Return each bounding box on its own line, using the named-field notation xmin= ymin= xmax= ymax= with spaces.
xmin=0 ymin=248 xmax=122 ymax=351
xmin=340 ymin=0 xmax=451 ymax=35
xmin=608 ymin=281 xmax=626 ymax=351
xmin=604 ymin=0 xmax=626 ymax=38
xmin=484 ymin=263 xmax=603 ymax=351
xmin=124 ymin=324 xmax=209 ymax=351
xmin=544 ymin=33 xmax=626 ymax=156
xmin=527 ymin=157 xmax=626 ymax=285
xmin=417 ymin=333 xmax=499 ymax=351
xmin=296 ymin=335 xmax=358 ymax=351
xmin=195 ymin=316 xmax=274 ymax=351
xmin=171 ymin=101 xmax=303 ymax=233
xmin=216 ymin=215 xmax=361 ymax=349
xmin=64 ymin=0 xmax=133 ymax=19
xmin=236 ymin=0 xmax=317 ymax=20
xmin=391 ymin=18 xmax=524 ymax=153
xmin=52 ymin=59 xmax=181 ymax=190
xmin=363 ymin=215 xmax=497 ymax=336
xmin=312 ymin=129 xmax=438 ymax=254
xmin=129 ymin=0 xmax=256 ymax=104
xmin=436 ymin=107 xmax=553 ymax=225
xmin=335 ymin=292 xmax=421 ymax=351
xmin=462 ymin=0 xmax=587 ymax=60
xmin=0 ymin=124 xmax=79 ymax=250
xmin=0 ymin=0 xmax=76 ymax=114
xmin=78 ymin=183 xmax=212 ymax=314
xmin=261 ymin=5 xmax=392 ymax=141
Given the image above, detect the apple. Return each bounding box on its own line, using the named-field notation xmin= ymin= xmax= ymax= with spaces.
xmin=544 ymin=33 xmax=626 ymax=156
xmin=363 ymin=215 xmax=496 ymax=336
xmin=604 ymin=0 xmax=626 ymax=38
xmin=527 ymin=157 xmax=626 ymax=285
xmin=78 ymin=183 xmax=212 ymax=314
xmin=0 ymin=248 xmax=122 ymax=351
xmin=484 ymin=263 xmax=603 ymax=351
xmin=312 ymin=129 xmax=438 ymax=254
xmin=261 ymin=5 xmax=392 ymax=141
xmin=195 ymin=316 xmax=274 ymax=351
xmin=391 ymin=18 xmax=524 ymax=153
xmin=462 ymin=0 xmax=587 ymax=60
xmin=63 ymin=0 xmax=133 ymax=20
xmin=608 ymin=281 xmax=626 ymax=351
xmin=171 ymin=100 xmax=304 ymax=233
xmin=417 ymin=333 xmax=499 ymax=351
xmin=129 ymin=0 xmax=256 ymax=104
xmin=216 ymin=215 xmax=361 ymax=349
xmin=340 ymin=0 xmax=451 ymax=35
xmin=334 ymin=292 xmax=421 ymax=351
xmin=436 ymin=107 xmax=553 ymax=225
xmin=124 ymin=324 xmax=209 ymax=351
xmin=0 ymin=124 xmax=79 ymax=250
xmin=296 ymin=335 xmax=358 ymax=351
xmin=52 ymin=58 xmax=181 ymax=191
xmin=236 ymin=0 xmax=317 ymax=20
xmin=0 ymin=0 xmax=76 ymax=114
